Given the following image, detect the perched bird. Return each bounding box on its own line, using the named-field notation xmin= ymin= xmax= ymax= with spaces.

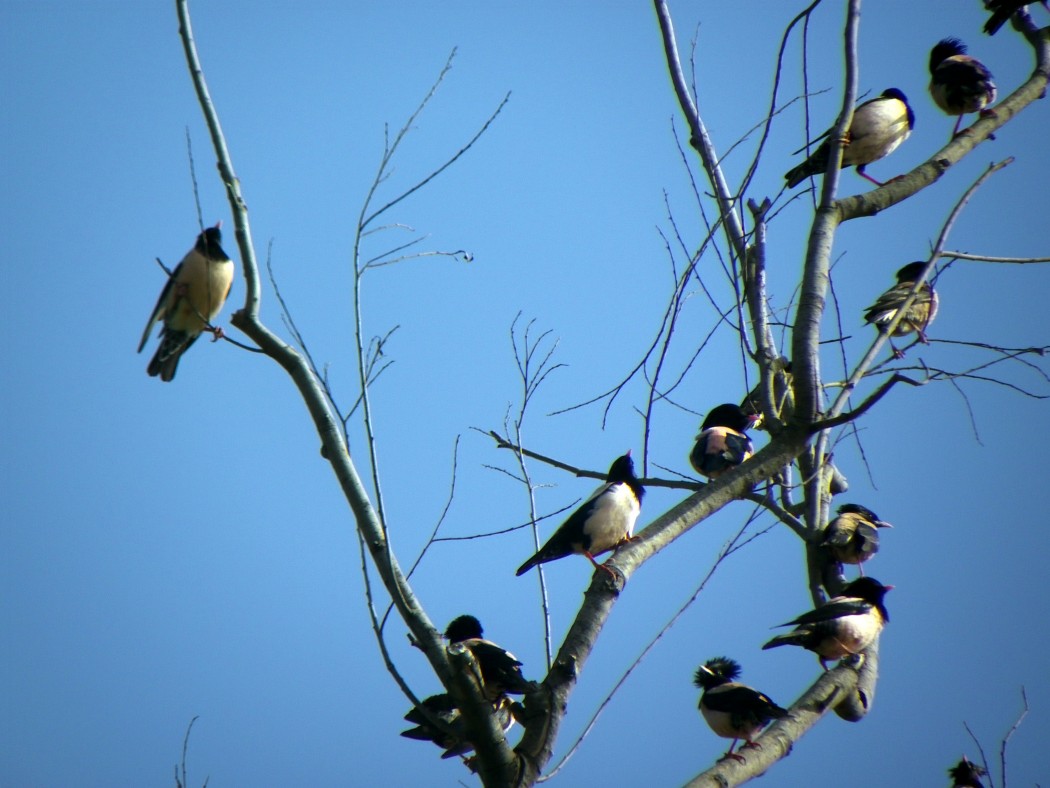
xmin=515 ymin=452 xmax=644 ymax=577
xmin=138 ymin=223 xmax=234 ymax=381
xmin=863 ymin=261 xmax=939 ymax=357
xmin=762 ymin=577 xmax=893 ymax=669
xmin=821 ymin=503 xmax=893 ymax=576
xmin=400 ymin=693 xmax=516 ymax=759
xmin=948 ymin=755 xmax=988 ymax=788
xmin=444 ymin=615 xmax=533 ymax=700
xmin=929 ymin=38 xmax=997 ymax=139
xmin=784 ymin=88 xmax=915 ymax=188
xmin=693 ymin=657 xmax=788 ymax=763
xmin=983 ymin=0 xmax=1045 ymax=35
xmin=690 ymin=404 xmax=759 ymax=479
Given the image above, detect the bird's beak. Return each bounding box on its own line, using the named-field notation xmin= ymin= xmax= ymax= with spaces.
xmin=213 ymin=220 xmax=223 ymax=230
xmin=876 ymin=521 xmax=894 ymax=529
xmin=748 ymin=413 xmax=763 ymax=429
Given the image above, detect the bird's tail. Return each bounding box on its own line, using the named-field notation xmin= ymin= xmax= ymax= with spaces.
xmin=515 ymin=555 xmax=542 ymax=576
xmin=767 ymin=702 xmax=789 ymax=718
xmin=147 ymin=330 xmax=194 ymax=382
xmin=761 ymin=631 xmax=808 ymax=650
xmin=439 ymin=743 xmax=473 ymax=759
xmin=983 ymin=2 xmax=1015 ymax=35
xmin=399 ymin=726 xmax=433 ymax=741
xmin=784 ymin=143 xmax=830 ymax=188
xmin=784 ymin=161 xmax=817 ymax=189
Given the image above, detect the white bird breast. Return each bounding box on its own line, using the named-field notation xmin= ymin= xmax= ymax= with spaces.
xmin=829 ymin=610 xmax=884 ymax=655
xmin=700 ymin=703 xmax=738 ymax=739
xmin=847 ymin=99 xmax=911 ymax=166
xmin=581 ymin=482 xmax=640 ymax=553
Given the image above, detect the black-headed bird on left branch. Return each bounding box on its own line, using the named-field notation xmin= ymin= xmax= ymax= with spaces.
xmin=929 ymin=38 xmax=997 ymax=140
xmin=138 ymin=223 xmax=234 ymax=381
xmin=693 ymin=657 xmax=787 ymax=763
xmin=762 ymin=577 xmax=893 ymax=670
xmin=515 ymin=452 xmax=643 ymax=577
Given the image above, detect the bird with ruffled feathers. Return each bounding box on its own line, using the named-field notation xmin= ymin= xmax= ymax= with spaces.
xmin=929 ymin=38 xmax=997 ymax=139
xmin=693 ymin=657 xmax=787 ymax=763
xmin=948 ymin=755 xmax=988 ymax=787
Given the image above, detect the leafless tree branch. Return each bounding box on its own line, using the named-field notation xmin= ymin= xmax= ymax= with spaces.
xmin=175 ymin=3 xmax=521 ymax=783
xmin=683 ymin=650 xmax=877 ymax=787
xmin=538 ymin=512 xmax=770 ymax=781
xmin=943 ymin=251 xmax=1050 ymax=264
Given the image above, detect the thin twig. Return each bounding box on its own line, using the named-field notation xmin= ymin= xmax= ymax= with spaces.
xmin=184 ymin=129 xmax=204 ymax=232
xmin=824 ymin=160 xmax=1013 ymax=431
xmin=943 ymin=251 xmax=1050 ymax=264
xmin=999 ymin=687 xmax=1029 ymax=788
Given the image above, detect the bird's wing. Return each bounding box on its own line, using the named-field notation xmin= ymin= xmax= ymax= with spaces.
xmin=852 ymin=522 xmax=881 ymax=556
xmin=702 ymin=685 xmax=768 ymax=714
xmin=939 ymin=57 xmax=996 ymax=90
xmin=468 ymin=640 xmax=530 ymax=693
xmin=403 ymin=693 xmax=455 ymax=724
xmin=777 ymin=598 xmax=872 ymax=627
xmin=579 ymin=482 xmax=638 ymax=537
xmin=823 ymin=523 xmax=854 ymax=548
xmin=137 ymin=264 xmax=181 ymax=352
xmin=864 ymin=282 xmax=909 ymax=323
xmin=790 ymin=129 xmax=831 ymax=157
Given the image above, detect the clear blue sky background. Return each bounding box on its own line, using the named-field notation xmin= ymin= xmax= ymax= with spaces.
xmin=2 ymin=2 xmax=1048 ymax=786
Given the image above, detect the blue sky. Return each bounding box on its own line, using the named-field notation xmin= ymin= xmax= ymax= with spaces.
xmin=2 ymin=1 xmax=1048 ymax=786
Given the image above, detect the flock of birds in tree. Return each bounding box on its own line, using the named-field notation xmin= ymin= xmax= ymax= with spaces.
xmin=136 ymin=4 xmax=1036 ymax=782
xmin=139 ymin=15 xmax=996 ymax=382
xmin=784 ymin=33 xmax=997 ymax=189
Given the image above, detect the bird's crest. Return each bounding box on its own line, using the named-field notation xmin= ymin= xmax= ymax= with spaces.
xmin=444 ymin=614 xmax=483 ymax=643
xmin=693 ymin=656 xmax=741 ymax=689
xmin=930 ymin=38 xmax=968 ymax=71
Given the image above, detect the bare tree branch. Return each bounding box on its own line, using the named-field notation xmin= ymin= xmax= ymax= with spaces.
xmin=173 ymin=6 xmax=507 ymax=780
xmin=943 ymin=251 xmax=1050 ymax=264
xmin=653 ymin=0 xmax=746 ymax=262
xmin=538 ymin=512 xmax=770 ymax=781
xmin=174 ymin=715 xmax=203 ymax=788
xmin=683 ymin=651 xmax=876 ymax=787
xmin=822 ymin=159 xmax=1014 ymax=437
xmin=174 ymin=0 xmax=1046 ymax=783
xmin=1000 ymin=687 xmax=1029 ymax=788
